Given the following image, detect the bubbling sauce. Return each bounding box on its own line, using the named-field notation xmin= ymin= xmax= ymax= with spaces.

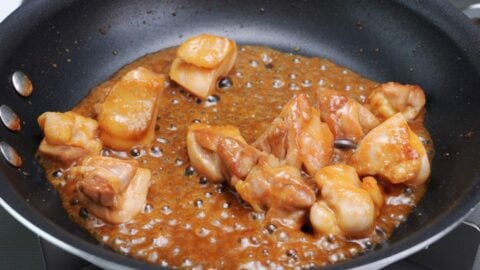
xmin=40 ymin=46 xmax=431 ymax=269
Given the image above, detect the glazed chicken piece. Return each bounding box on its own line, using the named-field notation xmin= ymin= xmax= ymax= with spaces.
xmin=98 ymin=67 xmax=165 ymax=150
xmin=235 ymin=155 xmax=316 ymax=229
xmin=349 ymin=113 xmax=430 ymax=186
xmin=38 ymin=111 xmax=102 ymax=165
xmin=253 ymin=94 xmax=334 ymax=176
xmin=310 ymin=165 xmax=383 ymax=238
xmin=70 ymin=156 xmax=151 ymax=224
xmin=186 ymin=124 xmax=260 ymax=183
xmin=316 ymin=88 xmax=380 ymax=142
xmin=366 ymin=82 xmax=426 ymax=122
xmin=169 ymin=34 xmax=237 ymax=98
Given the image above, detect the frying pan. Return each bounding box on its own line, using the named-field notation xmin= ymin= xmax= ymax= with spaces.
xmin=0 ymin=0 xmax=479 ymax=269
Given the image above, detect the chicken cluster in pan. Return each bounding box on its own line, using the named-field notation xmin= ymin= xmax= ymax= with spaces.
xmin=37 ymin=34 xmax=430 ymax=241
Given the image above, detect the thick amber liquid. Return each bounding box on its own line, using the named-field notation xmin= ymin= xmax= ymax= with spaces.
xmin=40 ymin=46 xmax=431 ymax=269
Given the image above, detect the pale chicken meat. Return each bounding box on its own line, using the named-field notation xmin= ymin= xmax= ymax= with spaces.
xmin=362 ymin=176 xmax=384 ymax=211
xmin=311 ymin=165 xmax=383 ymax=238
xmin=98 ymin=67 xmax=165 ymax=150
xmin=38 ymin=111 xmax=102 ymax=165
xmin=316 ymin=88 xmax=380 ymax=142
xmin=254 ymin=94 xmax=334 ymax=175
xmin=366 ymin=82 xmax=426 ymax=122
xmin=169 ymin=34 xmax=237 ymax=98
xmin=349 ymin=113 xmax=430 ymax=186
xmin=186 ymin=124 xmax=260 ymax=183
xmin=310 ymin=201 xmax=343 ymax=236
xmin=70 ymin=156 xmax=151 ymax=224
xmin=235 ymin=155 xmax=316 ymax=229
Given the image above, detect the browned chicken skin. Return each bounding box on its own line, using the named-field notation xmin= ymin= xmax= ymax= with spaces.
xmin=349 ymin=113 xmax=430 ymax=186
xmin=186 ymin=124 xmax=260 ymax=183
xmin=235 ymin=155 xmax=316 ymax=229
xmin=186 ymin=123 xmax=316 ymax=229
xmin=70 ymin=156 xmax=151 ymax=224
xmin=366 ymin=82 xmax=426 ymax=122
xmin=315 ymin=88 xmax=380 ymax=142
xmin=170 ymin=34 xmax=237 ymax=98
xmin=254 ymin=94 xmax=334 ymax=176
xmin=37 ymin=111 xmax=102 ymax=165
xmin=311 ymin=165 xmax=383 ymax=238
xmin=98 ymin=67 xmax=165 ymax=150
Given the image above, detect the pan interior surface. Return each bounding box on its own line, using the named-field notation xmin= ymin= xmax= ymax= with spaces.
xmin=0 ymin=0 xmax=479 ymax=269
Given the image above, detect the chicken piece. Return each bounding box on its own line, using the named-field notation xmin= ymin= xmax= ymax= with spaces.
xmin=235 ymin=155 xmax=316 ymax=229
xmin=71 ymin=156 xmax=151 ymax=224
xmin=362 ymin=176 xmax=384 ymax=210
xmin=186 ymin=124 xmax=260 ymax=183
xmin=310 ymin=201 xmax=343 ymax=236
xmin=316 ymin=88 xmax=380 ymax=142
xmin=98 ymin=67 xmax=165 ymax=150
xmin=349 ymin=113 xmax=430 ymax=186
xmin=366 ymin=82 xmax=426 ymax=122
xmin=38 ymin=111 xmax=102 ymax=165
xmin=177 ymin=33 xmax=235 ymax=69
xmin=267 ymin=207 xmax=310 ymax=230
xmin=254 ymin=94 xmax=334 ymax=175
xmin=170 ymin=34 xmax=237 ymax=98
xmin=312 ymin=165 xmax=382 ymax=238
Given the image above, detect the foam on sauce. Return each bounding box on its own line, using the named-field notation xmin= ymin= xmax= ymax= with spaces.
xmin=40 ymin=46 xmax=431 ymax=269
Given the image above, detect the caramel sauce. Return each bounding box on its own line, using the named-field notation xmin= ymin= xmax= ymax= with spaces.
xmin=40 ymin=46 xmax=432 ymax=269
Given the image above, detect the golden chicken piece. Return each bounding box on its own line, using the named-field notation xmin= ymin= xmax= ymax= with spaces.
xmin=71 ymin=156 xmax=151 ymax=224
xmin=98 ymin=67 xmax=165 ymax=151
xmin=169 ymin=34 xmax=237 ymax=98
xmin=310 ymin=201 xmax=343 ymax=236
xmin=253 ymin=94 xmax=334 ymax=176
xmin=349 ymin=113 xmax=430 ymax=186
xmin=366 ymin=82 xmax=426 ymax=122
xmin=311 ymin=165 xmax=382 ymax=238
xmin=38 ymin=111 xmax=102 ymax=165
xmin=186 ymin=124 xmax=260 ymax=183
xmin=362 ymin=176 xmax=384 ymax=211
xmin=235 ymin=155 xmax=316 ymax=229
xmin=316 ymin=88 xmax=380 ymax=142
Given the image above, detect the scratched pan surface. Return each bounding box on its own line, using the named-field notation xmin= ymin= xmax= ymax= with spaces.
xmin=0 ymin=0 xmax=479 ymax=269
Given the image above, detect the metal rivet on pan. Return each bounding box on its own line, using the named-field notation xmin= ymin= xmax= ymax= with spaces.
xmin=0 ymin=141 xmax=23 ymax=167
xmin=0 ymin=105 xmax=21 ymax=132
xmin=11 ymin=71 xmax=33 ymax=97
xmin=334 ymin=139 xmax=357 ymax=150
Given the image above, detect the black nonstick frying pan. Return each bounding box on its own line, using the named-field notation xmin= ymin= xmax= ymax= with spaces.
xmin=0 ymin=0 xmax=480 ymax=269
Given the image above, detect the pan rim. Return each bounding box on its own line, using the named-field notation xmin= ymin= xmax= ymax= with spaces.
xmin=1 ymin=187 xmax=479 ymax=269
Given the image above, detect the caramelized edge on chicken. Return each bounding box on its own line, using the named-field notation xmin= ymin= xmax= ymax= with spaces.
xmin=366 ymin=82 xmax=426 ymax=122
xmin=349 ymin=113 xmax=430 ymax=186
xmin=315 ymin=88 xmax=379 ymax=142
xmin=235 ymin=155 xmax=316 ymax=229
xmin=177 ymin=33 xmax=235 ymax=69
xmin=169 ymin=34 xmax=237 ymax=98
xmin=254 ymin=94 xmax=334 ymax=176
xmin=98 ymin=67 xmax=165 ymax=150
xmin=187 ymin=124 xmax=259 ymax=183
xmin=38 ymin=111 xmax=102 ymax=165
xmin=312 ymin=165 xmax=382 ymax=238
xmin=73 ymin=156 xmax=151 ymax=224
